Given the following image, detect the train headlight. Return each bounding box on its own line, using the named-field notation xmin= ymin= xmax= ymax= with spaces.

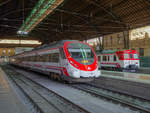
xmin=95 ymin=70 xmax=101 ymax=78
xmin=72 ymin=70 xmax=80 ymax=78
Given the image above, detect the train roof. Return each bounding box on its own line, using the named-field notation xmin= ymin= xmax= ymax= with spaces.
xmin=33 ymin=40 xmax=78 ymax=51
xmin=96 ymin=49 xmax=137 ymax=55
xmin=96 ymin=50 xmax=116 ymax=54
xmin=11 ymin=40 xmax=79 ymax=57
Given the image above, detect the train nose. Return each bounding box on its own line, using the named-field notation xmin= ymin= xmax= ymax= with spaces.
xmin=72 ymin=71 xmax=80 ymax=78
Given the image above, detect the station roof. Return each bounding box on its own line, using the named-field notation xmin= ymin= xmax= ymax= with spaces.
xmin=0 ymin=0 xmax=150 ymax=44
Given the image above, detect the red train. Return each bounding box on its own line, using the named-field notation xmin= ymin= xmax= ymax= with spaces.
xmin=10 ymin=40 xmax=101 ymax=83
xmin=97 ymin=49 xmax=140 ymax=71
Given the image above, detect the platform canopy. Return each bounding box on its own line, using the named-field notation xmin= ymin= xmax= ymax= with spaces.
xmin=0 ymin=0 xmax=150 ymax=44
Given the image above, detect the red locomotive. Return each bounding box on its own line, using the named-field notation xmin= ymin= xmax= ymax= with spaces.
xmin=97 ymin=49 xmax=140 ymax=71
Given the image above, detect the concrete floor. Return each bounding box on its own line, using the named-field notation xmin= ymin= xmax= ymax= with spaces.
xmin=101 ymin=70 xmax=150 ymax=84
xmin=0 ymin=68 xmax=29 ymax=113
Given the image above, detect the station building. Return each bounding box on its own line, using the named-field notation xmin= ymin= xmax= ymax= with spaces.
xmin=103 ymin=26 xmax=150 ymax=57
xmin=87 ymin=26 xmax=150 ymax=67
xmin=101 ymin=26 xmax=150 ymax=67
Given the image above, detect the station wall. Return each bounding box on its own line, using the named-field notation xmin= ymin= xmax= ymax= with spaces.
xmin=0 ymin=48 xmax=15 ymax=62
xmin=102 ymin=30 xmax=150 ymax=57
xmin=100 ymin=26 xmax=150 ymax=67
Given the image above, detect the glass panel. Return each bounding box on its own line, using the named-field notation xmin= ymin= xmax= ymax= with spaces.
xmin=130 ymin=54 xmax=133 ymax=59
xmin=124 ymin=54 xmax=129 ymax=59
xmin=67 ymin=43 xmax=95 ymax=65
xmin=133 ymin=54 xmax=138 ymax=59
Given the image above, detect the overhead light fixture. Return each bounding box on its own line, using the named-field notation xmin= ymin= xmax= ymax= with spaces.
xmin=0 ymin=39 xmax=42 ymax=45
xmin=17 ymin=0 xmax=64 ymax=34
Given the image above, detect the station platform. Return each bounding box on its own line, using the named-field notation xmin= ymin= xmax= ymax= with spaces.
xmin=138 ymin=67 xmax=150 ymax=74
xmin=0 ymin=68 xmax=29 ymax=113
xmin=101 ymin=70 xmax=150 ymax=84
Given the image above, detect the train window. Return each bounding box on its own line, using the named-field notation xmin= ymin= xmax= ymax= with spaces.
xmin=28 ymin=57 xmax=30 ymax=61
xmin=113 ymin=55 xmax=117 ymax=61
xmin=31 ymin=56 xmax=33 ymax=61
xmin=39 ymin=56 xmax=43 ymax=62
xmin=45 ymin=54 xmax=49 ymax=62
xmin=24 ymin=57 xmax=26 ymax=61
xmin=36 ymin=56 xmax=39 ymax=62
xmin=43 ymin=55 xmax=47 ymax=62
xmin=51 ymin=53 xmax=59 ymax=62
xmin=124 ymin=54 xmax=129 ymax=59
xmin=133 ymin=54 xmax=138 ymax=59
xmin=35 ymin=56 xmax=37 ymax=62
xmin=32 ymin=56 xmax=35 ymax=62
xmin=41 ymin=55 xmax=45 ymax=62
xmin=103 ymin=56 xmax=107 ymax=61
xmin=98 ymin=56 xmax=101 ymax=61
xmin=107 ymin=56 xmax=109 ymax=61
xmin=34 ymin=56 xmax=37 ymax=62
xmin=25 ymin=57 xmax=28 ymax=61
xmin=49 ymin=54 xmax=52 ymax=62
xmin=29 ymin=56 xmax=32 ymax=61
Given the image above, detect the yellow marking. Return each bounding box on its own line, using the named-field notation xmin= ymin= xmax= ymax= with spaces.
xmin=81 ymin=60 xmax=89 ymax=63
xmin=139 ymin=76 xmax=150 ymax=80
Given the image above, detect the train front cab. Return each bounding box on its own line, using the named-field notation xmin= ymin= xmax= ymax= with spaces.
xmin=62 ymin=41 xmax=101 ymax=82
xmin=117 ymin=50 xmax=140 ymax=71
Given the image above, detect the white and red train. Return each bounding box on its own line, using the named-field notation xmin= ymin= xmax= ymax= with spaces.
xmin=10 ymin=40 xmax=101 ymax=82
xmin=97 ymin=49 xmax=140 ymax=71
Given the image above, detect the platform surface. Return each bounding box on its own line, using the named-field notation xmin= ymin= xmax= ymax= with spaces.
xmin=0 ymin=68 xmax=29 ymax=113
xmin=102 ymin=70 xmax=150 ymax=84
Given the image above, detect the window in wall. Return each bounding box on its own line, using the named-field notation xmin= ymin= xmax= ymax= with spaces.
xmin=105 ymin=37 xmax=107 ymax=47
xmin=8 ymin=49 xmax=11 ymax=54
xmin=2 ymin=49 xmax=6 ymax=54
xmin=139 ymin=48 xmax=144 ymax=56
xmin=110 ymin=36 xmax=113 ymax=46
xmin=117 ymin=34 xmax=121 ymax=44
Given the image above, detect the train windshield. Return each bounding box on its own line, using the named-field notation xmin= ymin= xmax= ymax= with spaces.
xmin=133 ymin=53 xmax=138 ymax=59
xmin=67 ymin=43 xmax=95 ymax=65
xmin=124 ymin=53 xmax=129 ymax=59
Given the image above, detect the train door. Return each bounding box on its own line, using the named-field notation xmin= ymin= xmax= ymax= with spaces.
xmin=129 ymin=53 xmax=133 ymax=65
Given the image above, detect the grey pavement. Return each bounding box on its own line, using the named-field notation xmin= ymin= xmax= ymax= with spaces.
xmin=0 ymin=68 xmax=29 ymax=113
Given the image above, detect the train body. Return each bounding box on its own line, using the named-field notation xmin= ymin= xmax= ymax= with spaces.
xmin=97 ymin=49 xmax=140 ymax=71
xmin=10 ymin=40 xmax=101 ymax=82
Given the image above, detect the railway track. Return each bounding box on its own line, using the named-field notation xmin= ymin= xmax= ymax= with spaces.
xmin=71 ymin=83 xmax=150 ymax=113
xmin=3 ymin=65 xmax=150 ymax=113
xmin=3 ymin=67 xmax=90 ymax=113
